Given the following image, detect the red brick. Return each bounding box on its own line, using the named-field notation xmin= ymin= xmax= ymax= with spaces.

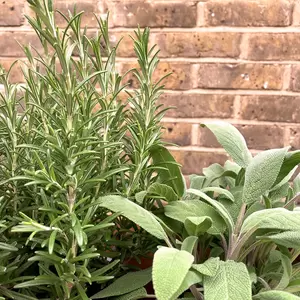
xmin=111 ymin=1 xmax=197 ymax=28
xmin=171 ymin=150 xmax=228 ymax=175
xmin=0 ymin=31 xmax=42 ymax=57
xmin=0 ymin=0 xmax=24 ymax=26
xmin=290 ymin=126 xmax=300 ymax=150
xmin=161 ymin=122 xmax=192 ymax=146
xmin=196 ymin=63 xmax=285 ymax=90
xmin=0 ymin=59 xmax=25 ymax=83
xmin=121 ymin=62 xmax=194 ymax=90
xmin=54 ymin=0 xmax=106 ymax=28
xmin=247 ymin=33 xmax=300 ymax=61
xmin=198 ymin=124 xmax=285 ymax=150
xmin=159 ymin=93 xmax=234 ymax=119
xmin=290 ymin=66 xmax=300 ymax=92
xmin=239 ymin=95 xmax=300 ymax=123
xmin=199 ymin=0 xmax=292 ymax=27
xmin=155 ymin=32 xmax=241 ymax=58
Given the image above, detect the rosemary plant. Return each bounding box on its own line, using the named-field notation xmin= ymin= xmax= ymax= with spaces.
xmin=0 ymin=0 xmax=184 ymax=298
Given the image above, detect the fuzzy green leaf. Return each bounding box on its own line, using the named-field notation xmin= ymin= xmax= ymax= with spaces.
xmin=181 ymin=236 xmax=198 ymax=253
xmin=203 ymin=122 xmax=252 ymax=168
xmin=135 ymin=191 xmax=147 ymax=205
xmin=0 ymin=242 xmax=18 ymax=251
xmin=243 ymin=148 xmax=288 ymax=204
xmin=184 ymin=216 xmax=212 ymax=236
xmin=153 ymin=247 xmax=194 ymax=300
xmin=111 ymin=287 xmax=147 ymax=300
xmin=201 ymin=187 xmax=235 ymax=202
xmin=165 ymin=200 xmax=226 ymax=235
xmin=258 ymin=231 xmax=300 ymax=248
xmin=241 ymin=208 xmax=300 ymax=235
xmin=276 ymin=253 xmax=292 ymax=290
xmin=150 ymin=146 xmax=185 ymax=197
xmin=175 ymin=270 xmax=203 ymax=299
xmin=192 ymin=257 xmax=220 ymax=277
xmin=98 ymin=195 xmax=168 ymax=241
xmin=204 ymin=260 xmax=251 ymax=300
xmin=91 ymin=268 xmax=152 ymax=299
xmin=253 ymin=291 xmax=300 ymax=300
xmin=148 ymin=183 xmax=178 ymax=202
xmin=187 ymin=189 xmax=234 ymax=234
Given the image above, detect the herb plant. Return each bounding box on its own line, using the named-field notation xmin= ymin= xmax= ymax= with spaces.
xmin=100 ymin=122 xmax=300 ymax=300
xmin=0 ymin=0 xmax=183 ymax=299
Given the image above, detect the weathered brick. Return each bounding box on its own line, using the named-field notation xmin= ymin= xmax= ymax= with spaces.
xmin=290 ymin=65 xmax=300 ymax=92
xmin=290 ymin=126 xmax=300 ymax=150
xmin=0 ymin=59 xmax=24 ymax=83
xmin=0 ymin=31 xmax=42 ymax=57
xmin=247 ymin=33 xmax=300 ymax=61
xmin=199 ymin=0 xmax=292 ymax=27
xmin=121 ymin=62 xmax=193 ymax=90
xmin=155 ymin=32 xmax=241 ymax=58
xmin=54 ymin=0 xmax=106 ymax=27
xmin=239 ymin=95 xmax=300 ymax=123
xmin=161 ymin=122 xmax=192 ymax=146
xmin=159 ymin=93 xmax=234 ymax=118
xmin=196 ymin=63 xmax=285 ymax=90
xmin=171 ymin=150 xmax=228 ymax=175
xmin=110 ymin=31 xmax=136 ymax=57
xmin=198 ymin=124 xmax=285 ymax=150
xmin=111 ymin=1 xmax=197 ymax=28
xmin=0 ymin=0 xmax=24 ymax=26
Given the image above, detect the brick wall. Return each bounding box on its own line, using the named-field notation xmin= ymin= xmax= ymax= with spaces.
xmin=1 ymin=0 xmax=300 ymax=175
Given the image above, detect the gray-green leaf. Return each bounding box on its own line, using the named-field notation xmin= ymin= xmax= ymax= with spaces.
xmin=99 ymin=196 xmax=168 ymax=241
xmin=258 ymin=231 xmax=300 ymax=249
xmin=241 ymin=208 xmax=300 ymax=235
xmin=91 ymin=268 xmax=151 ymax=299
xmin=153 ymin=247 xmax=194 ymax=300
xmin=148 ymin=183 xmax=178 ymax=202
xmin=184 ymin=216 xmax=212 ymax=236
xmin=204 ymin=260 xmax=251 ymax=300
xmin=253 ymin=291 xmax=300 ymax=300
xmin=192 ymin=257 xmax=220 ymax=277
xmin=165 ymin=200 xmax=226 ymax=235
xmin=111 ymin=287 xmax=147 ymax=300
xmin=243 ymin=148 xmax=288 ymax=204
xmin=203 ymin=122 xmax=252 ymax=168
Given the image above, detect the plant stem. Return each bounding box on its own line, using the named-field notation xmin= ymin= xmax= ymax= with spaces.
xmin=234 ymin=203 xmax=246 ymax=235
xmin=284 ymin=192 xmax=300 ymax=209
xmin=190 ymin=285 xmax=203 ymax=300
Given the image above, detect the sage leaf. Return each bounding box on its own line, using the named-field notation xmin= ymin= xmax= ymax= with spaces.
xmin=187 ymin=189 xmax=234 ymax=234
xmin=153 ymin=247 xmax=194 ymax=300
xmin=243 ymin=148 xmax=288 ymax=204
xmin=181 ymin=236 xmax=198 ymax=253
xmin=192 ymin=257 xmax=220 ymax=277
xmin=91 ymin=268 xmax=152 ymax=299
xmin=253 ymin=291 xmax=300 ymax=300
xmin=184 ymin=216 xmax=212 ymax=236
xmin=276 ymin=253 xmax=292 ymax=290
xmin=203 ymin=122 xmax=252 ymax=168
xmin=258 ymin=231 xmax=300 ymax=249
xmin=165 ymin=200 xmax=226 ymax=235
xmin=150 ymin=146 xmax=185 ymax=197
xmin=204 ymin=260 xmax=251 ymax=300
xmin=241 ymin=208 xmax=300 ymax=235
xmin=111 ymin=287 xmax=147 ymax=300
xmin=148 ymin=183 xmax=178 ymax=202
xmin=201 ymin=187 xmax=235 ymax=202
xmin=99 ymin=195 xmax=168 ymax=241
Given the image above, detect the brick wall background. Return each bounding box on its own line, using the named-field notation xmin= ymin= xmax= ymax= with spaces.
xmin=1 ymin=0 xmax=300 ymax=175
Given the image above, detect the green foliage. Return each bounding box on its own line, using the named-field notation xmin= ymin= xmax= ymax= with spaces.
xmin=147 ymin=122 xmax=300 ymax=299
xmin=0 ymin=0 xmax=183 ymax=298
